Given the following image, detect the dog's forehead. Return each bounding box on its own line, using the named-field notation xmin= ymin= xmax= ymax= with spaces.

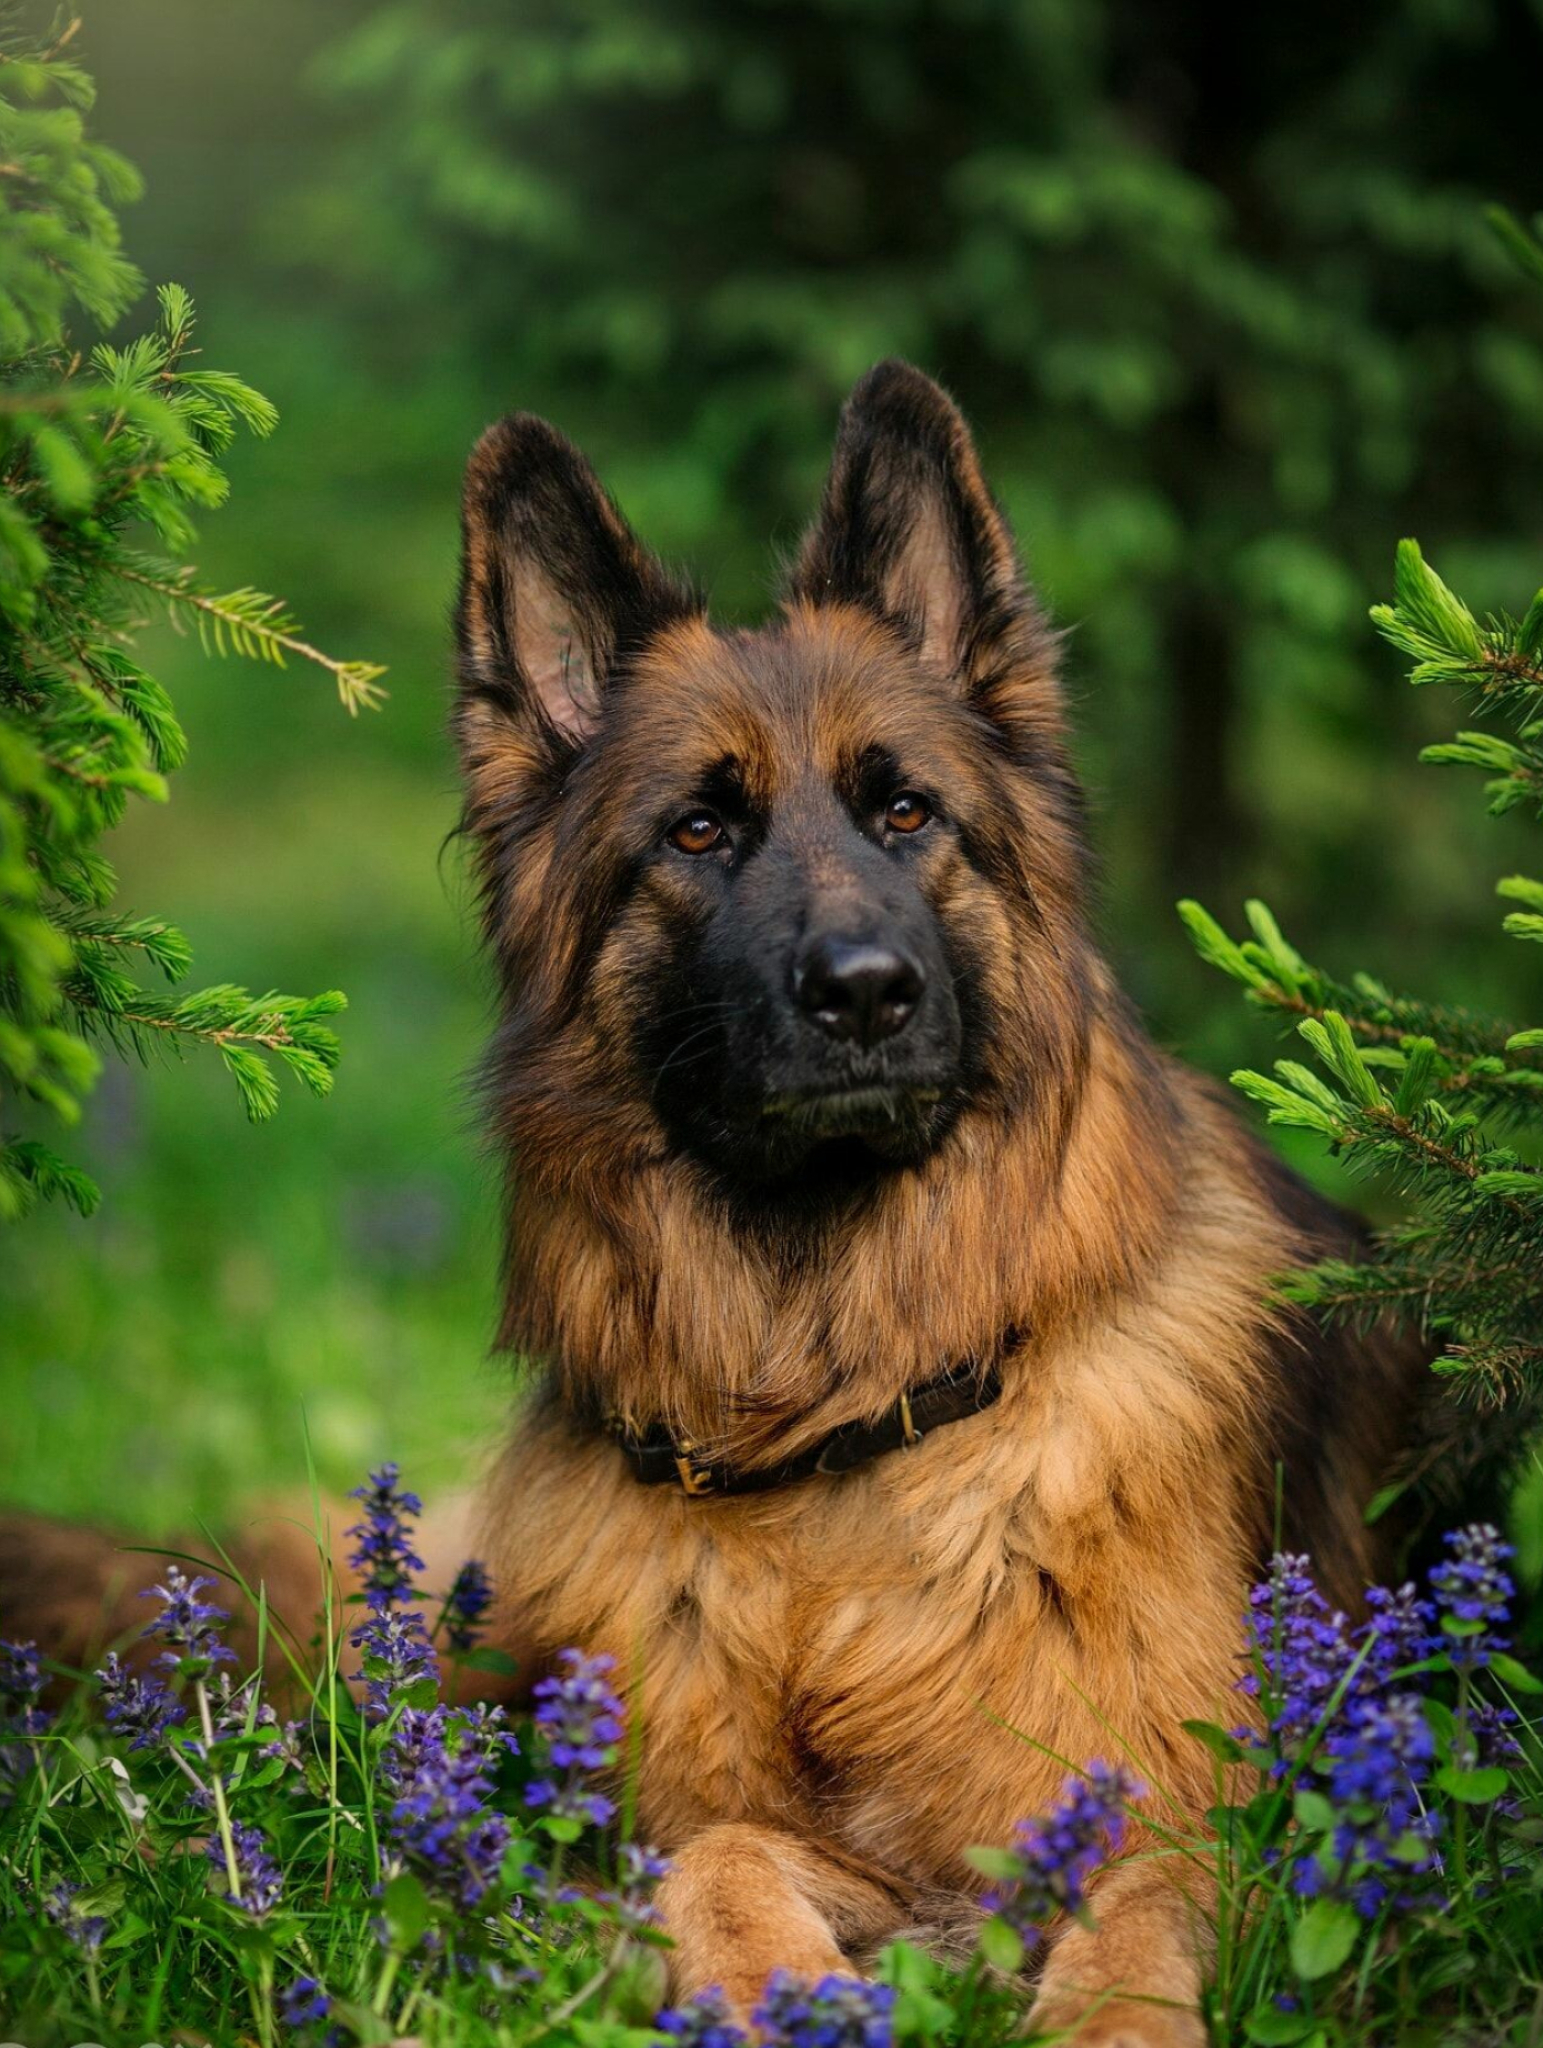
xmin=616 ymin=604 xmax=965 ymax=795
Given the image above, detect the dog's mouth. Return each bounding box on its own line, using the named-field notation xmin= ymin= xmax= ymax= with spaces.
xmin=760 ymin=1082 xmax=943 ymax=1140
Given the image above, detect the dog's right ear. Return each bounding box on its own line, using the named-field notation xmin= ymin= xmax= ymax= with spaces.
xmin=456 ymin=414 xmax=699 ymax=805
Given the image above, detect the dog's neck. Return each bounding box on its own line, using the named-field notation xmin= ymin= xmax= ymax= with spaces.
xmin=496 ymin=994 xmax=1189 ymax=1462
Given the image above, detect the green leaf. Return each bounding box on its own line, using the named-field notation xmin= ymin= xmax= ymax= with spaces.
xmin=100 ymin=1910 xmax=151 ymax=1951
xmin=1388 ymin=539 xmax=1485 ymax=661
xmin=1487 ymin=1651 xmax=1543 ymax=1695
xmin=1242 ymin=900 xmax=1311 ymax=986
xmin=380 ymin=1870 xmax=430 ymax=1953
xmin=1298 ymin=1012 xmax=1381 ymax=1108
xmin=459 ymin=1645 xmax=520 ymax=1676
xmin=1363 ymin=1480 xmax=1408 ymax=1526
xmin=1245 ymin=2007 xmax=1317 ymax=2045
xmin=1291 ymin=1789 xmax=1336 ymax=1835
xmin=1474 ymin=1169 xmax=1543 ymax=1200
xmin=1421 ymin=1697 xmax=1458 ymax=1759
xmin=1392 ymin=1038 xmax=1438 ymax=1117
xmin=69 ymin=1875 xmax=127 ymax=1917
xmin=1288 ymin=1897 xmax=1359 ymax=1982
xmin=1497 ymin=874 xmax=1543 ymax=912
xmin=1434 ymin=1765 xmax=1510 ymax=1805
xmin=977 ymin=1915 xmax=1025 ymax=1974
xmin=1178 ymin=900 xmax=1268 ymax=987
xmin=1182 ymin=1718 xmax=1246 ymax=1764
xmin=220 ymin=1043 xmax=279 ymax=1122
xmin=326 ymin=1999 xmax=396 ymax=2048
xmin=608 ymin=1941 xmax=671 ymax=2024
xmin=1229 ymin=1070 xmax=1341 ymax=1134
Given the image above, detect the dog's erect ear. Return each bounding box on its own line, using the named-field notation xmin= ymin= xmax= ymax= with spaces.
xmin=456 ymin=414 xmax=698 ymax=786
xmin=789 ymin=361 xmax=1051 ymax=699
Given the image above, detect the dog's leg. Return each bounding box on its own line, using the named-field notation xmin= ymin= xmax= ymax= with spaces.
xmin=655 ymin=1822 xmax=900 ymax=2019
xmin=1030 ymin=1856 xmax=1210 ymax=2048
xmin=0 ymin=1492 xmax=538 ymax=1711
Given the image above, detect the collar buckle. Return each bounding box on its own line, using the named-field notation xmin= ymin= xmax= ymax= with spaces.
xmin=897 ymin=1389 xmax=922 ymax=1448
xmin=673 ymin=1441 xmax=715 ymax=1497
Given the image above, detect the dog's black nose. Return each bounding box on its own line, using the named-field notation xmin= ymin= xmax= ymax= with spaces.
xmin=794 ymin=937 xmax=924 ymax=1047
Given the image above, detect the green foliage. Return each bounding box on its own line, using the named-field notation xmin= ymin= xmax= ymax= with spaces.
xmin=303 ymin=0 xmax=1543 ymax=953
xmin=0 ymin=21 xmax=384 ymax=1221
xmin=1185 ymin=308 xmax=1543 ymax=1409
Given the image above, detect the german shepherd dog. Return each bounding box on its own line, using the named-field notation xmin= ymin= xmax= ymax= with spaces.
xmin=3 ymin=364 xmax=1428 ymax=2044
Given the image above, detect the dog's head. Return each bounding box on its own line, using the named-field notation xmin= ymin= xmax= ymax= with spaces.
xmin=458 ymin=363 xmax=1094 ymax=1204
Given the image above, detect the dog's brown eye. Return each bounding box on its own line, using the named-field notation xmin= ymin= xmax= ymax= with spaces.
xmin=669 ymin=810 xmax=726 ymax=856
xmin=885 ymin=791 xmax=931 ymax=835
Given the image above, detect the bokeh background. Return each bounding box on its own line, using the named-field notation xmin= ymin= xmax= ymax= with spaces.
xmin=4 ymin=0 xmax=1542 ymax=1545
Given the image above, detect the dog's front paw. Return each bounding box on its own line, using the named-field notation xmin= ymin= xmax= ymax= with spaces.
xmin=1028 ymin=1988 xmax=1207 ymax=2048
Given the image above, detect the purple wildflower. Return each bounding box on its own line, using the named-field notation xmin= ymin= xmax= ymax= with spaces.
xmin=1 ymin=1638 xmax=43 ymax=1708
xmin=142 ymin=1565 xmax=234 ymax=1670
xmin=1360 ymin=1581 xmax=1436 ymax=1682
xmin=346 ymin=1463 xmax=426 ymax=1602
xmin=345 ymin=1463 xmax=440 ymax=1720
xmin=753 ymin=1971 xmax=897 ymax=2048
xmin=96 ymin=1651 xmax=185 ymax=1750
xmin=1241 ymin=1554 xmax=1361 ymax=1764
xmin=983 ymin=1761 xmax=1142 ymax=1946
xmin=598 ymin=1839 xmax=672 ymax=1930
xmin=1325 ymin=1692 xmax=1434 ymax=1809
xmin=1241 ymin=1554 xmax=1442 ymax=1766
xmin=381 ymin=1704 xmax=452 ymax=1791
xmin=383 ymin=1705 xmax=512 ymax=1911
xmin=444 ymin=1559 xmax=494 ymax=1654
xmin=260 ymin=1715 xmax=309 ymax=1773
xmin=656 ymin=1987 xmax=748 ymax=2048
xmin=525 ymin=1649 xmax=624 ymax=1827
xmin=1429 ymin=1524 xmax=1514 ymax=1669
xmin=456 ymin=1698 xmax=520 ymax=1766
xmin=1467 ymin=1695 xmax=1523 ymax=1772
xmin=1307 ymin=1693 xmax=1441 ymax=1917
xmin=45 ymin=1880 xmax=106 ymax=1952
xmin=0 ymin=1637 xmax=50 ymax=1792
xmin=352 ymin=1602 xmax=438 ymax=1723
xmin=201 ymin=1671 xmax=306 ymax=1773
xmin=279 ymin=1977 xmax=333 ymax=2034
xmin=207 ymin=1822 xmax=283 ymax=1919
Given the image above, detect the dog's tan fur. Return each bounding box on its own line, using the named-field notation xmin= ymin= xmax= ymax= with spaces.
xmin=1 ymin=364 xmax=1429 ymax=2046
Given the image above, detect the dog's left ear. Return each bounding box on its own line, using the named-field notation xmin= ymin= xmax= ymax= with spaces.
xmin=789 ymin=361 xmax=1055 ymax=716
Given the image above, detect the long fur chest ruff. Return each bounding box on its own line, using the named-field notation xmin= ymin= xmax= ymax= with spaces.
xmin=482 ymin=1156 xmax=1292 ymax=1890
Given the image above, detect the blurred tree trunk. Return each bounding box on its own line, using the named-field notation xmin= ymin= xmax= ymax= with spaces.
xmin=1162 ymin=590 xmax=1243 ymax=896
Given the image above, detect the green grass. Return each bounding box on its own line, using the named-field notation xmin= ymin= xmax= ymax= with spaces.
xmin=0 ymin=753 xmax=508 ymax=1531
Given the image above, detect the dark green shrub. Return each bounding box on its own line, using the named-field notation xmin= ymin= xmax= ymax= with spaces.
xmin=0 ymin=19 xmax=383 ymax=1221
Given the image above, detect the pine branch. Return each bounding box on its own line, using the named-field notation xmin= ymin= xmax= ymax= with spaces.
xmin=113 ymin=563 xmax=387 ymax=714
xmin=0 ymin=1136 xmax=99 ymax=1222
xmin=53 ymin=907 xmax=192 ymax=980
xmin=64 ymin=975 xmax=347 ymax=1123
xmin=1185 ymin=537 xmax=1543 ymax=1425
xmin=1179 ymin=901 xmax=1534 ymax=1089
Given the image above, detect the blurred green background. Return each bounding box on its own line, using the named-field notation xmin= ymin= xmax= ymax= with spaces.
xmin=3 ymin=0 xmax=1542 ymax=1544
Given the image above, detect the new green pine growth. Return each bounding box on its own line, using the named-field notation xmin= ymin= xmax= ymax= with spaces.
xmin=1184 ymin=187 xmax=1543 ymax=1409
xmin=0 ymin=20 xmax=381 ymax=1217
xmin=1184 ymin=520 xmax=1543 ymax=1409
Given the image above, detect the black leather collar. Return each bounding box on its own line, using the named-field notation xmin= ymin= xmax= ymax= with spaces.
xmin=607 ymin=1351 xmax=1007 ymax=1498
